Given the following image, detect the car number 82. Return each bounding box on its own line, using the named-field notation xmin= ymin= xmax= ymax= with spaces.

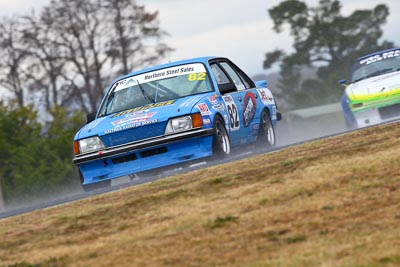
xmin=223 ymin=96 xmax=240 ymax=131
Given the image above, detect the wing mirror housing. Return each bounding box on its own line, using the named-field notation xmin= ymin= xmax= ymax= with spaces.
xmin=86 ymin=112 xmax=96 ymax=124
xmin=277 ymin=112 xmax=282 ymax=121
xmin=338 ymin=79 xmax=347 ymax=87
xmin=218 ymin=82 xmax=236 ymax=94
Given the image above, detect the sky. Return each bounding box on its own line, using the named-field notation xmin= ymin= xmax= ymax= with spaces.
xmin=0 ymin=0 xmax=399 ymax=77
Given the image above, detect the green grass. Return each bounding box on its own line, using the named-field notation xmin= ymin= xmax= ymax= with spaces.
xmin=1 ymin=122 xmax=400 ymax=267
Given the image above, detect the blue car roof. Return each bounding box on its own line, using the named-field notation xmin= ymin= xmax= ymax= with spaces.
xmin=118 ymin=56 xmax=220 ymax=80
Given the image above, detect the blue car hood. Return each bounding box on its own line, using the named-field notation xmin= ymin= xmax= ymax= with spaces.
xmin=75 ymin=94 xmax=210 ymax=146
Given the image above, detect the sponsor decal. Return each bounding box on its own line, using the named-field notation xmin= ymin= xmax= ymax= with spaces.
xmin=202 ymin=115 xmax=212 ymax=125
xmin=223 ymin=114 xmax=229 ymax=127
xmin=123 ymin=78 xmax=136 ymax=88
xmin=252 ymin=123 xmax=260 ymax=136
xmin=259 ymin=90 xmax=267 ymax=101
xmin=212 ymin=103 xmax=225 ymax=111
xmin=359 ymin=50 xmax=400 ymax=65
xmin=111 ymin=100 xmax=175 ymax=118
xmin=144 ymin=66 xmax=195 ymax=80
xmin=243 ymin=92 xmax=257 ymax=127
xmin=114 ymin=63 xmax=207 ymax=92
xmin=223 ymin=95 xmax=232 ymax=102
xmin=237 ymin=84 xmax=246 ymax=91
xmin=258 ymin=88 xmax=274 ymax=105
xmin=105 ymin=119 xmax=158 ymax=134
xmin=208 ymin=94 xmax=220 ymax=104
xmin=196 ymin=103 xmax=212 ymax=115
xmin=111 ymin=111 xmax=156 ymax=126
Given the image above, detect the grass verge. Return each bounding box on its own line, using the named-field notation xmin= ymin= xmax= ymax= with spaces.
xmin=1 ymin=122 xmax=400 ymax=267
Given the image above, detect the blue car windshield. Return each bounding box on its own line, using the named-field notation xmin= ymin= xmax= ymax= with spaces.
xmin=351 ymin=50 xmax=400 ymax=83
xmin=99 ymin=63 xmax=213 ymax=116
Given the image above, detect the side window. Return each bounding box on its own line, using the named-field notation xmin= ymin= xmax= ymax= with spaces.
xmin=236 ymin=69 xmax=253 ymax=89
xmin=211 ymin=63 xmax=230 ymax=85
xmin=220 ymin=62 xmax=247 ymax=90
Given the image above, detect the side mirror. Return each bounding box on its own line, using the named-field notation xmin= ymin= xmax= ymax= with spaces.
xmin=218 ymin=82 xmax=236 ymax=94
xmin=255 ymin=80 xmax=267 ymax=88
xmin=277 ymin=112 xmax=282 ymax=121
xmin=86 ymin=112 xmax=96 ymax=124
xmin=338 ymin=79 xmax=347 ymax=87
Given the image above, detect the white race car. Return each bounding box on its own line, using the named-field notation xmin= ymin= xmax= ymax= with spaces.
xmin=340 ymin=48 xmax=400 ymax=129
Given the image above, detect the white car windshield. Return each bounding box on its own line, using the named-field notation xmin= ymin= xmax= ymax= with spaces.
xmin=99 ymin=63 xmax=213 ymax=116
xmin=351 ymin=50 xmax=400 ymax=83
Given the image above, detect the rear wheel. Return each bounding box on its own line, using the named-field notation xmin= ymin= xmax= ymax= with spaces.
xmin=257 ymin=110 xmax=276 ymax=148
xmin=212 ymin=116 xmax=231 ymax=157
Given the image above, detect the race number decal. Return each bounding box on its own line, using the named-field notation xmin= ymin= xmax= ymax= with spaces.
xmin=188 ymin=72 xmax=206 ymax=81
xmin=223 ymin=95 xmax=240 ymax=131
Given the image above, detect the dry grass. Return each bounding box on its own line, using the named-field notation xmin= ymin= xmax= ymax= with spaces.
xmin=1 ymin=122 xmax=400 ymax=267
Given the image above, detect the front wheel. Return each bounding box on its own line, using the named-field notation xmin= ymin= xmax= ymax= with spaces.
xmin=257 ymin=110 xmax=276 ymax=148
xmin=212 ymin=116 xmax=231 ymax=157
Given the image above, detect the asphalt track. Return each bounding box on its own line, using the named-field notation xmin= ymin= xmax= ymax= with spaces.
xmin=2 ymin=116 xmax=394 ymax=220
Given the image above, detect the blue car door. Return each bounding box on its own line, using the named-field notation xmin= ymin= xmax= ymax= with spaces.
xmin=210 ymin=60 xmax=260 ymax=146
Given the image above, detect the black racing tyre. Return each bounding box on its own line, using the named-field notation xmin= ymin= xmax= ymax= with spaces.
xmin=212 ymin=116 xmax=231 ymax=157
xmin=257 ymin=110 xmax=276 ymax=148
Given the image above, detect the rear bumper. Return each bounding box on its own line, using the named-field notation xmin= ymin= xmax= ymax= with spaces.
xmin=74 ymin=128 xmax=214 ymax=184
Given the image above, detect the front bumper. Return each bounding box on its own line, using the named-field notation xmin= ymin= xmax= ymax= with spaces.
xmin=74 ymin=128 xmax=214 ymax=184
xmin=353 ymin=104 xmax=400 ymax=127
xmin=349 ymin=93 xmax=400 ymax=127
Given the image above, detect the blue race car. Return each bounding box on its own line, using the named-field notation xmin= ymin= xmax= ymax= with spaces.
xmin=73 ymin=57 xmax=281 ymax=190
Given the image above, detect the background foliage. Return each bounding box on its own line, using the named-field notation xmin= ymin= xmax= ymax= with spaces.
xmin=0 ymin=0 xmax=172 ymax=114
xmin=0 ymin=0 xmax=171 ymax=207
xmin=264 ymin=0 xmax=395 ymax=109
xmin=0 ymin=102 xmax=85 ymax=206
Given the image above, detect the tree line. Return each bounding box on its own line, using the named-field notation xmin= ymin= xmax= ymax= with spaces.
xmin=264 ymin=0 xmax=395 ymax=109
xmin=0 ymin=0 xmax=172 ymax=114
xmin=0 ymin=102 xmax=84 ymax=207
xmin=0 ymin=0 xmax=172 ymax=207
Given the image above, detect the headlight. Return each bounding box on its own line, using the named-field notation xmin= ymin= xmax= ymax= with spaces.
xmin=164 ymin=113 xmax=202 ymax=135
xmin=74 ymin=136 xmax=105 ymax=155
